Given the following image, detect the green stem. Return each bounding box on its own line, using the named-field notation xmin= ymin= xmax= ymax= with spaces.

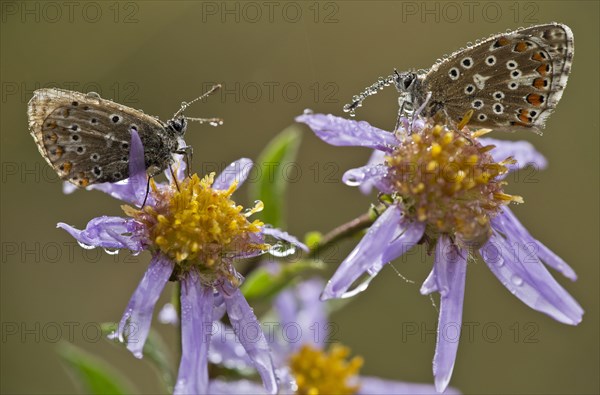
xmin=173 ymin=282 xmax=182 ymax=364
xmin=308 ymin=206 xmax=382 ymax=260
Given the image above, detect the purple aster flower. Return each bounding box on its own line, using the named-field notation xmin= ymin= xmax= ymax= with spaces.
xmin=297 ymin=112 xmax=583 ymax=392
xmin=57 ymin=131 xmax=308 ymax=394
xmin=207 ymin=278 xmax=460 ymax=395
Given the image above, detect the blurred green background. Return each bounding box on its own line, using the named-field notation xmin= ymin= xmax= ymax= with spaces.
xmin=1 ymin=1 xmax=598 ymax=394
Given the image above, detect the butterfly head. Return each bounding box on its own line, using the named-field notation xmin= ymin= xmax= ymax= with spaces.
xmin=393 ymin=70 xmax=419 ymax=94
xmin=167 ymin=116 xmax=188 ymax=137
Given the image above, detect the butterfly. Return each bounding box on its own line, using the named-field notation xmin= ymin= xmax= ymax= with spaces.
xmin=28 ymin=86 xmax=221 ymax=187
xmin=344 ymin=23 xmax=574 ymax=134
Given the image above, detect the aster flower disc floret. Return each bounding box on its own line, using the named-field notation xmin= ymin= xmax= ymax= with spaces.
xmin=123 ymin=172 xmax=267 ymax=285
xmin=387 ymin=124 xmax=521 ymax=248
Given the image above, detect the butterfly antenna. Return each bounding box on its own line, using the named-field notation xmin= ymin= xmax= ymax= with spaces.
xmin=343 ymin=73 xmax=396 ymax=117
xmin=173 ymin=84 xmax=222 ymax=119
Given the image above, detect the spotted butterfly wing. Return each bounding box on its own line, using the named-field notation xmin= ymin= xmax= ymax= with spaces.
xmin=421 ymin=23 xmax=573 ymax=133
xmin=28 ymin=88 xmax=177 ymax=187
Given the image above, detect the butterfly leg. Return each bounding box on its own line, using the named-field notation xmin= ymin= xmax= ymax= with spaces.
xmin=141 ymin=175 xmax=152 ymax=208
xmin=410 ymin=91 xmax=432 ymax=131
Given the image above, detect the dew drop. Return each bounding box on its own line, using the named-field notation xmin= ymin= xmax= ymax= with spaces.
xmin=268 ymin=242 xmax=296 ymax=257
xmin=439 ymin=286 xmax=450 ymax=297
xmin=103 ymin=248 xmax=120 ymax=255
xmin=77 ymin=241 xmax=95 ymax=250
xmin=303 ymin=108 xmax=314 ymax=115
xmin=340 ymin=274 xmax=376 ymax=299
xmin=511 ymin=274 xmax=524 ymax=286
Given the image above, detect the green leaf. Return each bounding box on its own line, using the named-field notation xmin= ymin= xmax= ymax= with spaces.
xmin=58 ymin=342 xmax=136 ymax=395
xmin=241 ymin=259 xmax=324 ymax=302
xmin=101 ymin=322 xmax=175 ymax=392
xmin=249 ymin=125 xmax=303 ymax=228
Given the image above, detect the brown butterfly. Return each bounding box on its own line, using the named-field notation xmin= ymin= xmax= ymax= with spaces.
xmin=345 ymin=23 xmax=574 ymax=134
xmin=28 ymin=86 xmax=221 ymax=187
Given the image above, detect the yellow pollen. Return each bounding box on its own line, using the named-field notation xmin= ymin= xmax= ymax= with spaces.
xmin=471 ymin=128 xmax=493 ymax=138
xmin=123 ymin=173 xmax=267 ymax=282
xmin=387 ymin=121 xmax=523 ymax=248
xmin=457 ymin=109 xmax=474 ymax=130
xmin=289 ymin=344 xmax=363 ymax=395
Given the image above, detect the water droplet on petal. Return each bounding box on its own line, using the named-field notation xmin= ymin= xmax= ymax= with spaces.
xmin=269 ymin=242 xmax=296 ymax=257
xmin=511 ymin=274 xmax=524 ymax=286
xmin=77 ymin=241 xmax=95 ymax=250
xmin=103 ymin=248 xmax=119 ymax=255
xmin=340 ymin=274 xmax=376 ymax=299
xmin=439 ymin=286 xmax=450 ymax=297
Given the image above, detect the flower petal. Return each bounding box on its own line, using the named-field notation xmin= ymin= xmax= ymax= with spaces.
xmin=213 ymin=158 xmax=254 ymax=191
xmin=174 ymin=276 xmax=214 ymax=395
xmin=79 ymin=131 xmax=152 ymax=206
xmin=113 ymin=254 xmax=173 ymax=358
xmin=432 ymin=236 xmax=467 ymax=393
xmin=357 ymin=150 xmax=387 ymax=195
xmin=261 ymin=227 xmax=309 ymax=252
xmin=359 ymin=376 xmax=460 ymax=395
xmin=481 ymin=228 xmax=583 ymax=325
xmin=208 ymin=379 xmax=267 ymax=395
xmin=494 ymin=207 xmax=577 ymax=280
xmin=321 ymin=205 xmax=405 ymax=300
xmin=208 ymin=321 xmax=254 ymax=370
xmin=296 ymin=113 xmax=398 ymax=152
xmin=479 ymin=137 xmax=547 ymax=175
xmin=343 ymin=164 xmax=393 ymax=194
xmin=57 ymin=216 xmax=143 ymax=252
xmin=218 ymin=280 xmax=278 ymax=394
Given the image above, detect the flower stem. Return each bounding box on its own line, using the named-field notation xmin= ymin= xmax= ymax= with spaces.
xmin=173 ymin=282 xmax=182 ymax=363
xmin=308 ymin=206 xmax=382 ymax=260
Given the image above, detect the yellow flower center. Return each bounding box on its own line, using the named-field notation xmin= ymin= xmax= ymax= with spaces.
xmin=289 ymin=344 xmax=363 ymax=395
xmin=387 ymin=123 xmax=522 ymax=247
xmin=123 ymin=173 xmax=266 ymax=284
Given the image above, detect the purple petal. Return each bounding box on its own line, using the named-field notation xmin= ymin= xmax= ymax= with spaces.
xmin=493 ymin=207 xmax=577 ymax=280
xmin=358 ymin=150 xmax=387 ymax=195
xmin=62 ymin=181 xmax=77 ymax=194
xmin=273 ymin=289 xmax=298 ymax=332
xmin=208 ymin=321 xmax=254 ymax=369
xmin=261 ymin=227 xmax=309 ymax=252
xmin=113 ymin=254 xmax=173 ymax=358
xmin=479 ymin=137 xmax=547 ymax=175
xmin=359 ymin=376 xmax=461 ymax=395
xmin=213 ymin=158 xmax=254 ymax=191
xmin=218 ymin=280 xmax=278 ymax=394
xmin=296 ymin=113 xmax=398 ymax=152
xmin=343 ymin=164 xmax=393 ymax=194
xmin=431 ymin=236 xmax=467 ymax=393
xmin=79 ymin=131 xmax=152 ymax=206
xmin=276 ymin=279 xmax=328 ymax=351
xmin=165 ymin=149 xmax=187 ymax=184
xmin=174 ymin=276 xmax=214 ymax=395
xmin=481 ymin=229 xmax=583 ymax=325
xmin=57 ymin=216 xmax=143 ymax=252
xmin=321 ymin=205 xmax=406 ymax=300
xmin=208 ymin=379 xmax=267 ymax=395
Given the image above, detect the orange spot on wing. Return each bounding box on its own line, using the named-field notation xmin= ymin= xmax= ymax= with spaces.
xmin=514 ymin=41 xmax=528 ymax=52
xmin=62 ymin=161 xmax=72 ymax=173
xmin=536 ymin=64 xmax=550 ymax=76
xmin=532 ymin=52 xmax=544 ymax=61
xmin=526 ymin=94 xmax=545 ymax=107
xmin=79 ymin=177 xmax=90 ymax=187
xmin=533 ymin=78 xmax=547 ymax=89
xmin=496 ymin=37 xmax=510 ymax=47
xmin=519 ymin=113 xmax=531 ymax=123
